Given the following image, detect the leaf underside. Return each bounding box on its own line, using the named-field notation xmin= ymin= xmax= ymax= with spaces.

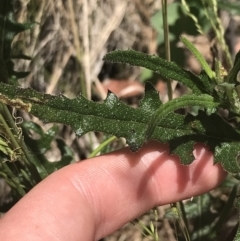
xmin=0 ymin=82 xmax=240 ymax=174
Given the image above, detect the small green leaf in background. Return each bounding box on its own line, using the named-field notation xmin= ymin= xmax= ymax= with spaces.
xmin=22 ymin=121 xmax=74 ymax=175
xmin=0 ymin=0 xmax=34 ymax=83
xmin=227 ymin=51 xmax=240 ymax=84
xmin=151 ymin=2 xmax=181 ymax=45
xmin=218 ymin=0 xmax=240 ymax=16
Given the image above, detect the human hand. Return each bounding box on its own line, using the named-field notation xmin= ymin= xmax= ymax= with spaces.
xmin=0 ymin=142 xmax=227 ymax=241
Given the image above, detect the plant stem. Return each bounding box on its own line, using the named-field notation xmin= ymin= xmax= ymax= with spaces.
xmin=89 ymin=136 xmax=117 ymax=158
xmin=67 ymin=0 xmax=88 ymax=99
xmin=161 ymin=2 xmax=190 ymax=239
xmin=161 ymin=0 xmax=173 ymax=101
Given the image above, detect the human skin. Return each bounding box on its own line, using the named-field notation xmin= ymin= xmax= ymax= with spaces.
xmin=0 ymin=142 xmax=227 ymax=241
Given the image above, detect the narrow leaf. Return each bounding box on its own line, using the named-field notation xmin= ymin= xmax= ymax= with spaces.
xmin=0 ymin=0 xmax=34 ymax=82
xmin=145 ymin=94 xmax=219 ymax=141
xmin=104 ymin=50 xmax=213 ymax=95
xmin=180 ymin=36 xmax=216 ymax=80
xmin=227 ymin=50 xmax=240 ymax=84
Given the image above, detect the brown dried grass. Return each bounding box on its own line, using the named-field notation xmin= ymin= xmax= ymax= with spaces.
xmin=14 ymin=0 xmax=160 ymax=98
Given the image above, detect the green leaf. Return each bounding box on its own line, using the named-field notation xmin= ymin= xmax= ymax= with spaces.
xmin=0 ymin=82 xmax=240 ymax=173
xmin=213 ymin=185 xmax=237 ymax=231
xmin=56 ymin=138 xmax=74 ymax=165
xmin=183 ymin=194 xmax=211 ymax=220
xmin=22 ymin=121 xmax=74 ymax=174
xmin=0 ymin=4 xmax=34 ymax=61
xmin=218 ymin=0 xmax=240 ymax=16
xmin=198 ymin=70 xmax=219 ymax=97
xmin=150 ymin=2 xmax=181 ymax=44
xmin=103 ymin=49 xmax=215 ymax=95
xmin=22 ymin=122 xmax=59 ymax=154
xmin=145 ymin=94 xmax=219 ymax=141
xmin=0 ymin=0 xmax=34 ymax=82
xmin=23 ymin=121 xmax=45 ymax=136
xmin=180 ymin=36 xmax=216 ymax=80
xmin=40 ymin=138 xmax=74 ymax=173
xmin=227 ymin=50 xmax=240 ymax=84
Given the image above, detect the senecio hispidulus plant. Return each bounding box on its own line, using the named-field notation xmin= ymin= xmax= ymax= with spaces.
xmin=1 ymin=0 xmax=240 ymax=240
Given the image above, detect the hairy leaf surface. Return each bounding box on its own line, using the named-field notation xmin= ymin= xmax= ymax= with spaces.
xmin=0 ymin=82 xmax=240 ymax=173
xmin=103 ymin=50 xmax=216 ymax=95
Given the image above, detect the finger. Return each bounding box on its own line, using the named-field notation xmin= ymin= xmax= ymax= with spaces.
xmin=0 ymin=142 xmax=227 ymax=241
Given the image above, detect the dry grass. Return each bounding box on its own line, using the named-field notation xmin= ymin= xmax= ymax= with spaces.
xmin=14 ymin=0 xmax=160 ymax=97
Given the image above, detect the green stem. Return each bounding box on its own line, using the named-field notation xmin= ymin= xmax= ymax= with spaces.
xmin=145 ymin=94 xmax=218 ymax=141
xmin=161 ymin=4 xmax=191 ymax=241
xmin=179 ymin=202 xmax=191 ymax=241
xmin=171 ymin=202 xmax=191 ymax=241
xmin=89 ymin=136 xmax=117 ymax=158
